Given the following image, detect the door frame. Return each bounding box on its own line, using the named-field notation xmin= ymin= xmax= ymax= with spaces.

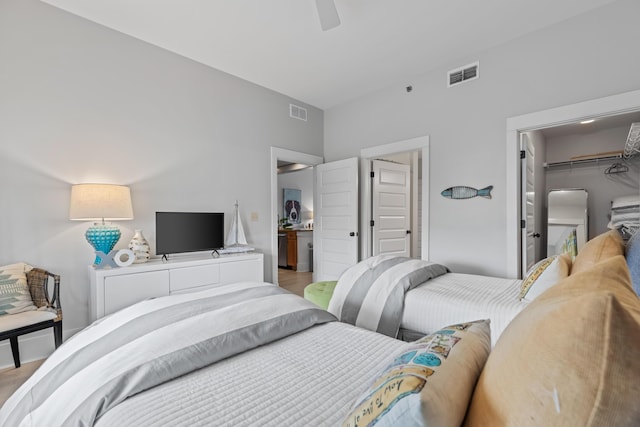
xmin=270 ymin=147 xmax=323 ymax=285
xmin=360 ymin=135 xmax=430 ymax=261
xmin=505 ymin=88 xmax=640 ymax=278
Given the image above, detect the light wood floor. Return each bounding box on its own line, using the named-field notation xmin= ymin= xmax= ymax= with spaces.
xmin=277 ymin=267 xmax=313 ymax=297
xmin=0 ymin=359 xmax=44 ymax=406
xmin=0 ymin=270 xmax=314 ymax=407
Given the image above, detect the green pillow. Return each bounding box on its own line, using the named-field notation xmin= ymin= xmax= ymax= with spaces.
xmin=303 ymin=281 xmax=337 ymax=310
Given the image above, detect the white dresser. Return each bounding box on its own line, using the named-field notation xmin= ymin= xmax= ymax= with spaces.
xmin=89 ymin=252 xmax=264 ymax=321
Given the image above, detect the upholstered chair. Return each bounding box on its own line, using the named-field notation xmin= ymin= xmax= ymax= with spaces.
xmin=0 ymin=268 xmax=62 ymax=368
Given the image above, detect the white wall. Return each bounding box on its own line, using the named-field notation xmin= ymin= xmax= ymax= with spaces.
xmin=324 ymin=0 xmax=640 ymax=276
xmin=0 ymin=0 xmax=322 ymax=365
xmin=545 ymin=125 xmax=640 ymax=238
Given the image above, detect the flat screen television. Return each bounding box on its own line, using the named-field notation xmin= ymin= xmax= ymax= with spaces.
xmin=156 ymin=212 xmax=225 ymax=257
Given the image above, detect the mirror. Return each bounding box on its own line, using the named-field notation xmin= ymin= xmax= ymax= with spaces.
xmin=547 ymin=189 xmax=588 ymax=258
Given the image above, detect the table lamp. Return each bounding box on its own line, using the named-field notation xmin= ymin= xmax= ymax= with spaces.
xmin=69 ymin=184 xmax=134 ymax=264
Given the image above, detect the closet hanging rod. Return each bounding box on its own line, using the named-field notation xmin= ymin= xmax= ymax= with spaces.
xmin=544 ymin=154 xmax=622 ymax=169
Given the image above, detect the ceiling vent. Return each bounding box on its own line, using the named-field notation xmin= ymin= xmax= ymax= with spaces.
xmin=447 ymin=61 xmax=479 ymax=87
xmin=289 ymin=104 xmax=307 ymax=121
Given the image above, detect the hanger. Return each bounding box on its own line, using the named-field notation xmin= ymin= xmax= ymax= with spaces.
xmin=604 ymin=162 xmax=629 ymax=175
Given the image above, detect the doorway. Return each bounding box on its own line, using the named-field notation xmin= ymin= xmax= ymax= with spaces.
xmin=506 ymin=89 xmax=640 ymax=278
xmin=360 ymin=136 xmax=430 ymax=261
xmin=270 ymin=136 xmax=430 ymax=284
xmin=270 ymin=147 xmax=322 ymax=286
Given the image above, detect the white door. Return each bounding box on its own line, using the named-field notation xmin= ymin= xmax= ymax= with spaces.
xmin=521 ymin=133 xmax=537 ymax=273
xmin=371 ymin=160 xmax=411 ymax=257
xmin=314 ymin=157 xmax=359 ymax=281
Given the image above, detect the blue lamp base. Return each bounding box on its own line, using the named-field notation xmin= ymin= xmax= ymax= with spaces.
xmin=85 ymin=223 xmax=121 ymax=265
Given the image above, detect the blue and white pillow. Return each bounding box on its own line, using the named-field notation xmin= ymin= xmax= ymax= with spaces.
xmin=625 ymin=232 xmax=640 ymax=296
xmin=0 ymin=263 xmax=37 ymax=316
xmin=341 ymin=320 xmax=491 ymax=427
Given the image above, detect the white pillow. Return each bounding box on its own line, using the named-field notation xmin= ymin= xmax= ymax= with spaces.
xmin=519 ymin=254 xmax=571 ymax=302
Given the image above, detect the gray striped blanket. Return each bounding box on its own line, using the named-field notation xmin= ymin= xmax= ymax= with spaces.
xmin=0 ymin=281 xmax=335 ymax=427
xmin=328 ymin=255 xmax=448 ymax=338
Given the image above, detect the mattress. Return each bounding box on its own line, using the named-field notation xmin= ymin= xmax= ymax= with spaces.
xmin=95 ymin=322 xmax=404 ymax=427
xmin=401 ymin=273 xmax=527 ymax=347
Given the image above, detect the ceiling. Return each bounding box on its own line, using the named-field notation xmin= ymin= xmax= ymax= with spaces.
xmin=41 ymin=0 xmax=617 ymax=109
xmin=540 ymin=111 xmax=640 ymax=139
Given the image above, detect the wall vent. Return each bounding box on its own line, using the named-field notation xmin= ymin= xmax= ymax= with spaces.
xmin=289 ymin=104 xmax=308 ymax=121
xmin=447 ymin=61 xmax=479 ymax=87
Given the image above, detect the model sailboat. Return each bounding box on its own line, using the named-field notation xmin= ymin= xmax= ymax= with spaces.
xmin=224 ymin=201 xmax=254 ymax=253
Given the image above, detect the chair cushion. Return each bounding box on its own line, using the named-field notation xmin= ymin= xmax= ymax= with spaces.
xmin=0 ymin=263 xmax=37 ymax=316
xmin=304 ymin=281 xmax=337 ymax=310
xmin=0 ymin=309 xmax=57 ymax=333
xmin=464 ymin=255 xmax=640 ymax=426
xmin=571 ymin=229 xmax=625 ymax=275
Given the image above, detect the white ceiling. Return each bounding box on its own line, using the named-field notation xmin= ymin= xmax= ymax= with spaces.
xmin=41 ymin=0 xmax=617 ymax=110
xmin=540 ymin=111 xmax=640 ymax=139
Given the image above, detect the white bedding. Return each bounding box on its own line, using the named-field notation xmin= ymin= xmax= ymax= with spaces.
xmin=401 ymin=273 xmax=527 ymax=347
xmin=1 ymin=282 xmax=339 ymax=426
xmin=96 ymin=322 xmax=404 ymax=427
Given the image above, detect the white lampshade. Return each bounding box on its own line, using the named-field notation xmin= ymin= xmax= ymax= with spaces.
xmin=69 ymin=184 xmax=134 ymax=221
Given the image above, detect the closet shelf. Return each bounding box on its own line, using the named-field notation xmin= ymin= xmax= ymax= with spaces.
xmin=623 ymin=122 xmax=640 ymax=159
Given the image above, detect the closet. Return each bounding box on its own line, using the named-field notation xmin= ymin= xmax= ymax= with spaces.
xmin=528 ymin=114 xmax=640 ymax=262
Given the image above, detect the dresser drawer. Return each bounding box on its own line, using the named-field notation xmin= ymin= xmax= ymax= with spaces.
xmin=104 ymin=270 xmax=169 ymax=316
xmin=220 ymin=258 xmax=263 ymax=283
xmin=169 ymin=264 xmax=220 ymax=292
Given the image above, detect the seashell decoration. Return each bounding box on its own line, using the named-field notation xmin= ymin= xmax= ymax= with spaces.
xmin=128 ymin=229 xmax=151 ymax=263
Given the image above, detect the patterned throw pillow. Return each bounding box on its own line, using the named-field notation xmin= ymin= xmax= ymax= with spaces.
xmin=341 ymin=320 xmax=491 ymax=427
xmin=0 ymin=263 xmax=37 ymax=316
xmin=519 ymin=254 xmax=571 ymax=301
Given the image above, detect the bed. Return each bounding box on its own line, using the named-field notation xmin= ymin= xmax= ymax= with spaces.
xmin=328 ymin=254 xmax=571 ymax=348
xmin=96 ymin=322 xmax=402 ymax=427
xmin=0 ymin=280 xmax=492 ymax=427
xmin=3 ymin=233 xmax=632 ymax=426
xmin=400 ymin=273 xmax=526 ymax=347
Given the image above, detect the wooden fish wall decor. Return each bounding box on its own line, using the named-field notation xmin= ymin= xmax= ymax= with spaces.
xmin=441 ymin=185 xmax=493 ymax=200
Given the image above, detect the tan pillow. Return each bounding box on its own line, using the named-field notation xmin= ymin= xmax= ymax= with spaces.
xmin=519 ymin=254 xmax=571 ymax=301
xmin=464 ymin=255 xmax=640 ymax=427
xmin=342 ymin=320 xmax=491 ymax=427
xmin=571 ymin=229 xmax=625 ymax=275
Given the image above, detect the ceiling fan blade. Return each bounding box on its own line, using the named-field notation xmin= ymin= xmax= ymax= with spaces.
xmin=315 ymin=0 xmax=341 ymax=31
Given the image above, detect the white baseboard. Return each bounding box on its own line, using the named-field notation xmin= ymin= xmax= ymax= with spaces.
xmin=0 ymin=327 xmax=82 ymax=370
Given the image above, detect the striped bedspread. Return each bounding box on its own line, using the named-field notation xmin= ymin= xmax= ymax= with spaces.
xmin=0 ymin=282 xmax=335 ymax=427
xmin=328 ymin=255 xmax=449 ymax=338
